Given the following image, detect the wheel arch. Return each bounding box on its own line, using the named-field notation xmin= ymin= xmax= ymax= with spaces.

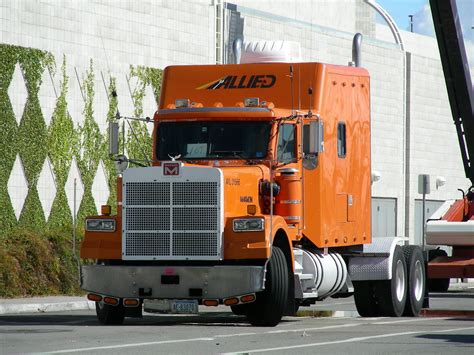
xmin=272 ymin=228 xmax=294 ymax=273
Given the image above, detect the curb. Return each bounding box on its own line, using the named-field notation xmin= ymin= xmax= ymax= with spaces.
xmin=421 ymin=309 xmax=474 ymax=318
xmin=0 ymin=301 xmax=95 ymax=315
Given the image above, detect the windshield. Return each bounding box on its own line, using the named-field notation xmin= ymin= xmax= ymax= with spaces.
xmin=156 ymin=121 xmax=271 ymax=160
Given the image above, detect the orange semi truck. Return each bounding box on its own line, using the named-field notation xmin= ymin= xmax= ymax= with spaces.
xmin=80 ymin=37 xmax=426 ymax=326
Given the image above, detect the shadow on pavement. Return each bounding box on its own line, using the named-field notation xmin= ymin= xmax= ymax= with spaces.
xmin=0 ymin=311 xmax=298 ymax=327
xmin=417 ymin=333 xmax=474 ymax=345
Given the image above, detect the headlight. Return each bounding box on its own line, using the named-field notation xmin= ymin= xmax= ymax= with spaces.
xmin=86 ymin=219 xmax=116 ymax=232
xmin=233 ymin=218 xmax=265 ymax=232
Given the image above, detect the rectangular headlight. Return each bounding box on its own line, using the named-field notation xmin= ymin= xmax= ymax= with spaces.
xmin=86 ymin=219 xmax=116 ymax=232
xmin=233 ymin=218 xmax=264 ymax=232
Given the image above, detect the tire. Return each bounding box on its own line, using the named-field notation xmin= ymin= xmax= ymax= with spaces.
xmin=230 ymin=304 xmax=248 ymax=316
xmin=427 ymin=249 xmax=450 ymax=292
xmin=374 ymin=245 xmax=407 ymax=317
xmin=96 ymin=300 xmax=125 ymax=325
xmin=353 ymin=281 xmax=379 ymax=317
xmin=403 ymin=245 xmax=426 ymax=316
xmin=246 ymin=246 xmax=289 ymax=327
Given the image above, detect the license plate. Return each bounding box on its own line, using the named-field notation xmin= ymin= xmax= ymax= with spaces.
xmin=170 ymin=300 xmax=199 ymax=314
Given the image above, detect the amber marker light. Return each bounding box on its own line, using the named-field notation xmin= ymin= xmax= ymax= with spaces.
xmin=101 ymin=205 xmax=111 ymax=216
xmin=240 ymin=294 xmax=256 ymax=303
xmin=123 ymin=298 xmax=139 ymax=307
xmin=223 ymin=297 xmax=239 ymax=306
xmin=247 ymin=204 xmax=257 ymax=215
xmin=103 ymin=297 xmax=119 ymax=306
xmin=203 ymin=299 xmax=219 ymax=307
xmin=87 ymin=293 xmax=102 ymax=302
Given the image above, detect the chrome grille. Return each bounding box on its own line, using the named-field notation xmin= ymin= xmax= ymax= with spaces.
xmin=126 ymin=182 xmax=170 ymax=205
xmin=172 ymin=233 xmax=218 ymax=256
xmin=173 ymin=182 xmax=217 ymax=205
xmin=173 ymin=207 xmax=218 ymax=230
xmin=126 ymin=232 xmax=170 ymax=256
xmin=122 ymin=167 xmax=222 ymax=260
xmin=126 ymin=207 xmax=170 ymax=230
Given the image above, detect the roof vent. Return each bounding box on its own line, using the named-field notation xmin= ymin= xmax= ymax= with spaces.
xmin=240 ymin=41 xmax=302 ymax=64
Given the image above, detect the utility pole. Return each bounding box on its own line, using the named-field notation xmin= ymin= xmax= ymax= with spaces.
xmin=409 ymin=15 xmax=414 ymax=32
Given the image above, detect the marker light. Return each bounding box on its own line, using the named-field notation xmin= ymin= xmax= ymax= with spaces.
xmin=175 ymin=99 xmax=190 ymax=108
xmin=101 ymin=205 xmax=111 ymax=216
xmin=244 ymin=97 xmax=260 ymax=107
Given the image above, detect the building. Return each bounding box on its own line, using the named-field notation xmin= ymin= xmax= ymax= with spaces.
xmin=0 ymin=0 xmax=471 ymax=243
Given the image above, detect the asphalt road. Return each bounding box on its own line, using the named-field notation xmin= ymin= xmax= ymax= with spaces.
xmin=1 ymin=293 xmax=473 ymax=355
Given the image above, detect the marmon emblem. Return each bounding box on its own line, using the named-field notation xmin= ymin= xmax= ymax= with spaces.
xmin=163 ymin=162 xmax=180 ymax=176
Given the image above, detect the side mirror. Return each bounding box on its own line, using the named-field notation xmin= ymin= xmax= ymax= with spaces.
xmin=306 ymin=120 xmax=324 ymax=154
xmin=109 ymin=121 xmax=119 ymax=155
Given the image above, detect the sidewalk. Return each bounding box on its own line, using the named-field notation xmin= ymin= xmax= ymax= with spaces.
xmin=0 ymin=296 xmax=94 ymax=315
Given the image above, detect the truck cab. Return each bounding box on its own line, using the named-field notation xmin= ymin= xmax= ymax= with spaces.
xmin=81 ymin=43 xmax=425 ymax=326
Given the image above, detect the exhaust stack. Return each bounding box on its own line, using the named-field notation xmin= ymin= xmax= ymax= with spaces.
xmin=233 ymin=38 xmax=242 ymax=64
xmin=351 ymin=33 xmax=363 ymax=67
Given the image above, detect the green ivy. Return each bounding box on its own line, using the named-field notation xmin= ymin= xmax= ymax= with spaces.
xmin=0 ymin=45 xmax=19 ymax=237
xmin=0 ymin=44 xmax=163 ymax=239
xmin=103 ymin=77 xmax=119 ymax=214
xmin=76 ymin=60 xmax=104 ymax=223
xmin=127 ymin=65 xmax=162 ymax=164
xmin=47 ymin=56 xmax=75 ymax=228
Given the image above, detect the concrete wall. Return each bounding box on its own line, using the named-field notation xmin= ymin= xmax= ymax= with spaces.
xmin=1 ymin=0 xmax=470 ymax=243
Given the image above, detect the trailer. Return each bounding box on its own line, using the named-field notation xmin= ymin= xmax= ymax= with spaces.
xmin=425 ymin=0 xmax=474 ymax=288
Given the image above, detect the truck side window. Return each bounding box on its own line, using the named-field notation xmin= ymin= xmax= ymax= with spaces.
xmin=337 ymin=122 xmax=346 ymax=158
xmin=277 ymin=124 xmax=296 ymax=163
xmin=303 ymin=124 xmax=310 ymax=154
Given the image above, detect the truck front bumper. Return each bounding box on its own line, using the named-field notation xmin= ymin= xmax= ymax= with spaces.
xmin=81 ymin=264 xmax=265 ymax=299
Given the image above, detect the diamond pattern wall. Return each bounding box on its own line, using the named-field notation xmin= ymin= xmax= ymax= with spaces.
xmin=7 ymin=154 xmax=29 ymax=220
xmin=65 ymin=156 xmax=84 ymax=217
xmin=143 ymin=84 xmax=157 ymax=135
xmin=0 ymin=43 xmax=162 ymax=234
xmin=67 ymin=65 xmax=85 ymax=127
xmin=8 ymin=63 xmax=28 ymax=125
xmin=117 ymin=74 xmax=135 ymax=117
xmin=91 ymin=161 xmax=110 ymax=213
xmin=37 ymin=157 xmax=57 ymax=221
xmin=94 ymin=71 xmax=109 ymax=133
xmin=38 ymin=67 xmax=58 ymax=126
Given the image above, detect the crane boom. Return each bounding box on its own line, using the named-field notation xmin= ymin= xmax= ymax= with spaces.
xmin=430 ymin=0 xmax=474 ymax=185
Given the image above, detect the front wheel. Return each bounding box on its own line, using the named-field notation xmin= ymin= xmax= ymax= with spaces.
xmin=96 ymin=301 xmax=125 ymax=325
xmin=246 ymin=246 xmax=289 ymax=326
xmin=230 ymin=304 xmax=248 ymax=316
xmin=353 ymin=281 xmax=379 ymax=317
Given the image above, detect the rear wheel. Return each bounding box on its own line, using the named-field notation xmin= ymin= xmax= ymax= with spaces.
xmin=403 ymin=245 xmax=426 ymax=316
xmin=353 ymin=281 xmax=379 ymax=317
xmin=96 ymin=300 xmax=125 ymax=325
xmin=247 ymin=246 xmax=288 ymax=327
xmin=374 ymin=246 xmax=407 ymax=317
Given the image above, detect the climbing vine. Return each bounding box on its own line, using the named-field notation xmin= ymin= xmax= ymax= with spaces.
xmin=47 ymin=55 xmax=75 ymax=228
xmin=127 ymin=65 xmax=162 ymax=164
xmin=0 ymin=44 xmax=163 ymax=238
xmin=75 ymin=59 xmax=104 ymax=223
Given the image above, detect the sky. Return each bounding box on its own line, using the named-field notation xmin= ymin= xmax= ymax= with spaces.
xmin=375 ymin=0 xmax=473 ymax=67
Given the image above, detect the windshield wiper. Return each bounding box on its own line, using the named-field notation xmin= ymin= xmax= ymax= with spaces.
xmin=212 ymin=150 xmax=245 ymax=159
